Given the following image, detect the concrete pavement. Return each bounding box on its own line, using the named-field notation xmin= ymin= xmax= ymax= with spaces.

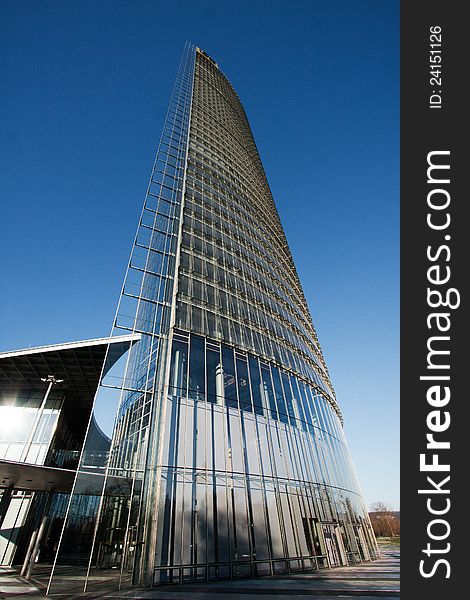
xmin=1 ymin=548 xmax=399 ymax=599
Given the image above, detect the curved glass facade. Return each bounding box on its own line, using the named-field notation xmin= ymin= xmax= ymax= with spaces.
xmin=47 ymin=45 xmax=378 ymax=593
xmin=178 ymin=52 xmax=336 ymax=405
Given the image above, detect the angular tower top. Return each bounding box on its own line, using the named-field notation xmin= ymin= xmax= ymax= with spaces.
xmin=195 ymin=46 xmax=219 ymax=68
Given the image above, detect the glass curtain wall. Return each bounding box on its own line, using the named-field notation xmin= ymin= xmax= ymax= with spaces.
xmin=152 ymin=48 xmax=378 ymax=583
xmin=48 ymin=45 xmax=378 ymax=594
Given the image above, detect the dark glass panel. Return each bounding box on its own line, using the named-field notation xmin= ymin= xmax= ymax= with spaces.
xmin=191 ymin=305 xmax=202 ymax=331
xmin=206 ymin=346 xmax=220 ymax=404
xmin=188 ymin=334 xmax=205 ymax=400
xmin=271 ymin=366 xmax=289 ymax=424
xmin=235 ymin=356 xmax=252 ymax=412
xmin=169 ymin=339 xmax=188 ymax=395
xmin=248 ymin=355 xmax=264 ymax=416
xmin=221 ymin=345 xmax=237 ymax=408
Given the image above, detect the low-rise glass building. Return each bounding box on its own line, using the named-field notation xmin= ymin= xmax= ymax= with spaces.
xmin=0 ymin=335 xmax=139 ymax=568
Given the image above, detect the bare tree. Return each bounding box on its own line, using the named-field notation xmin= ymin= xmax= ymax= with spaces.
xmin=369 ymin=502 xmax=400 ymax=538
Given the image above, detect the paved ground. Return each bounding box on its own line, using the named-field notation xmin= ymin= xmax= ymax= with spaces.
xmin=0 ymin=567 xmax=43 ymax=598
xmin=0 ymin=548 xmax=399 ymax=599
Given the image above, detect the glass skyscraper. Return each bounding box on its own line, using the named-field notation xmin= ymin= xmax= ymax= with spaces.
xmin=47 ymin=44 xmax=378 ymax=593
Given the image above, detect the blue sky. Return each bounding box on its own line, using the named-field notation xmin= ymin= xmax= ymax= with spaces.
xmin=0 ymin=0 xmax=399 ymax=508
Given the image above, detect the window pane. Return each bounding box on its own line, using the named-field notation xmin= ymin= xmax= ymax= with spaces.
xmin=221 ymin=345 xmax=237 ymax=408
xmin=271 ymin=366 xmax=288 ymax=424
xmin=206 ymin=346 xmax=221 ymax=404
xmin=248 ymin=355 xmax=264 ymax=416
xmin=188 ymin=334 xmax=205 ymax=400
xmin=260 ymin=364 xmax=276 ymax=419
xmin=236 ymin=356 xmax=252 ymax=412
xmin=298 ymin=380 xmax=314 ymax=428
xmin=281 ymin=371 xmax=296 ymax=421
xmin=289 ymin=374 xmax=306 ymax=426
xmin=169 ymin=339 xmax=188 ymax=395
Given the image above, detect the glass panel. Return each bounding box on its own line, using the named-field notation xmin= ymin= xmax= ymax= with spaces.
xmin=306 ymin=387 xmax=321 ymax=430
xmin=251 ymin=489 xmax=269 ymax=559
xmin=242 ymin=417 xmax=259 ymax=475
xmin=236 ymin=356 xmax=252 ymax=412
xmin=298 ymin=381 xmax=314 ymax=428
xmin=229 ymin=414 xmax=244 ymax=473
xmin=271 ymin=366 xmax=289 ymax=424
xmin=189 ymin=334 xmax=205 ymax=400
xmin=281 ymin=372 xmax=296 ymax=422
xmin=266 ymin=490 xmax=283 ymax=558
xmin=221 ymin=345 xmax=237 ymax=409
xmin=314 ymin=394 xmax=327 ymax=432
xmin=259 ymin=363 xmax=276 ymax=419
xmin=169 ymin=339 xmax=188 ymax=396
xmin=289 ymin=375 xmax=306 ymax=429
xmin=248 ymin=355 xmax=264 ymax=416
xmin=206 ymin=346 xmax=221 ymax=404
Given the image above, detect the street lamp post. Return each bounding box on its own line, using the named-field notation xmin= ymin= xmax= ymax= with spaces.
xmin=21 ymin=375 xmax=63 ymax=463
xmin=20 ymin=375 xmax=63 ymax=580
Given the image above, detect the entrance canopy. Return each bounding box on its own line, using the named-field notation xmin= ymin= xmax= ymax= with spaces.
xmin=0 ymin=333 xmax=141 ymax=492
xmin=0 ymin=334 xmax=140 ymax=397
